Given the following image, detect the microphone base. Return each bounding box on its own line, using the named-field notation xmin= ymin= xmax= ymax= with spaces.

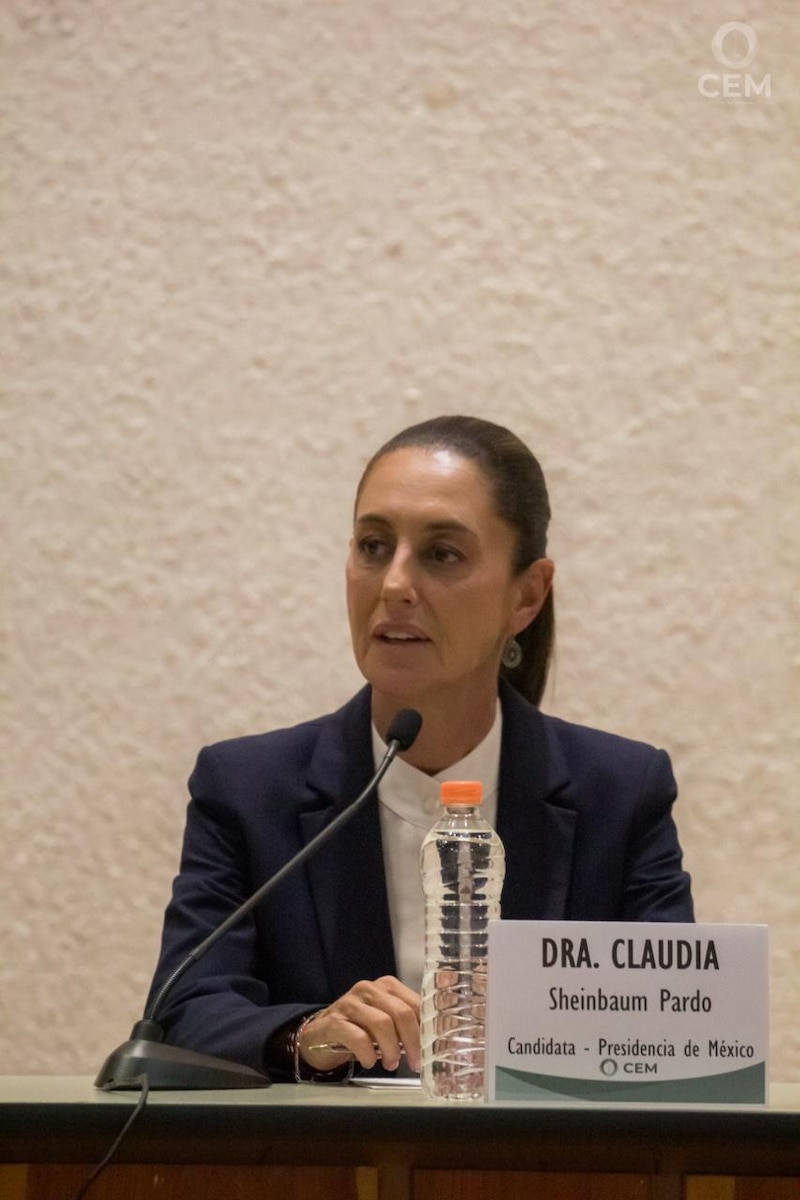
xmin=95 ymin=1023 xmax=271 ymax=1090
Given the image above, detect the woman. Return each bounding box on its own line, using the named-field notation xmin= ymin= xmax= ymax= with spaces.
xmin=147 ymin=416 xmax=693 ymax=1082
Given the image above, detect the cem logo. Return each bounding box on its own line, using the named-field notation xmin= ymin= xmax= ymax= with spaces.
xmin=600 ymin=1058 xmax=657 ymax=1077
xmin=698 ymin=23 xmax=771 ymax=100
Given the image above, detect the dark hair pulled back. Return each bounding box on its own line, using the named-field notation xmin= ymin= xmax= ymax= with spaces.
xmin=356 ymin=415 xmax=554 ymax=707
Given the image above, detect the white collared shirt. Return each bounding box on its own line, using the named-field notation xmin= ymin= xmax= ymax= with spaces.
xmin=372 ymin=706 xmax=502 ymax=993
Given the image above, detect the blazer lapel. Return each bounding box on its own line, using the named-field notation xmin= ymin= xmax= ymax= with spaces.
xmin=496 ymin=683 xmax=578 ymax=920
xmin=298 ymin=688 xmax=397 ymax=996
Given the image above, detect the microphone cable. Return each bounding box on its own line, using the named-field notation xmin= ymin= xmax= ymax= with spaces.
xmin=73 ymin=1073 xmax=150 ymax=1200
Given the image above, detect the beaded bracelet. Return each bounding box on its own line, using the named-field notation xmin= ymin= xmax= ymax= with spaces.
xmin=292 ymin=1011 xmax=356 ymax=1084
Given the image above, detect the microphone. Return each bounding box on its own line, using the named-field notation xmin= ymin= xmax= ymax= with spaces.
xmin=95 ymin=707 xmax=423 ymax=1091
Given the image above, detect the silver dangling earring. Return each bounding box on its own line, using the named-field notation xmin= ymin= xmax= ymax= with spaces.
xmin=502 ymin=637 xmax=522 ymax=670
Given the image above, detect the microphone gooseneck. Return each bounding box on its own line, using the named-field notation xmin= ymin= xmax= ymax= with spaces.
xmin=94 ymin=707 xmax=422 ymax=1091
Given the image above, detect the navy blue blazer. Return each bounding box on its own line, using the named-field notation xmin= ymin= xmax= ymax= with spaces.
xmin=147 ymin=683 xmax=693 ymax=1075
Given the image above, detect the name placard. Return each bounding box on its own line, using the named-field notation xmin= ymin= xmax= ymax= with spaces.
xmin=486 ymin=921 xmax=768 ymax=1104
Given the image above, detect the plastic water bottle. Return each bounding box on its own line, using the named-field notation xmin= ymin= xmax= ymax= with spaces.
xmin=419 ymin=780 xmax=505 ymax=1100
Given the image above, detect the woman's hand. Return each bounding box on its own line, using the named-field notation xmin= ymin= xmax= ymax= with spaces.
xmin=299 ymin=975 xmax=420 ymax=1073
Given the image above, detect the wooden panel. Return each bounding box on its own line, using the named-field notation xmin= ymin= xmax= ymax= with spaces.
xmin=16 ymin=1165 xmax=800 ymax=1200
xmin=685 ymin=1183 xmax=736 ymax=1200
xmin=0 ymin=1166 xmax=28 ymax=1200
xmin=413 ymin=1172 xmax=652 ymax=1200
xmin=734 ymin=1185 xmax=800 ymax=1200
xmin=686 ymin=1183 xmax=800 ymax=1200
xmin=22 ymin=1163 xmax=363 ymax=1200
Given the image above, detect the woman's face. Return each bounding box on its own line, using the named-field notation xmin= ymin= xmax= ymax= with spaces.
xmin=346 ymin=446 xmax=548 ymax=716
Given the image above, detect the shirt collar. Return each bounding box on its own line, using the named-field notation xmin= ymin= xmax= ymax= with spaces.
xmin=371 ymin=703 xmax=503 ymax=829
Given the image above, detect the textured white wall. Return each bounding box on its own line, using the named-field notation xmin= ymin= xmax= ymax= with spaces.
xmin=2 ymin=0 xmax=798 ymax=1080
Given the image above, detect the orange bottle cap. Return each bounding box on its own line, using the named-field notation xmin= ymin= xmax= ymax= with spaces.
xmin=439 ymin=780 xmax=483 ymax=806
